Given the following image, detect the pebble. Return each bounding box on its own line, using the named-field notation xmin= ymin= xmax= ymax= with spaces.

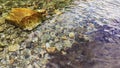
xmin=0 ymin=48 xmax=3 ymax=51
xmin=39 ymin=50 xmax=46 ymax=57
xmin=64 ymin=40 xmax=72 ymax=47
xmin=24 ymin=54 xmax=30 ymax=59
xmin=1 ymin=59 xmax=7 ymax=65
xmin=32 ymin=37 xmax=38 ymax=42
xmin=0 ymin=6 xmax=2 ymax=9
xmin=69 ymin=32 xmax=75 ymax=38
xmin=26 ymin=42 xmax=34 ymax=49
xmin=61 ymin=36 xmax=67 ymax=40
xmin=0 ymin=27 xmax=4 ymax=32
xmin=46 ymin=47 xmax=56 ymax=53
xmin=83 ymin=35 xmax=90 ymax=41
xmin=41 ymin=43 xmax=46 ymax=49
xmin=61 ymin=51 xmax=67 ymax=55
xmin=46 ymin=43 xmax=50 ymax=48
xmin=0 ymin=18 xmax=5 ymax=25
xmin=0 ymin=33 xmax=5 ymax=38
xmin=8 ymin=44 xmax=20 ymax=52
xmin=0 ymin=11 xmax=2 ymax=16
xmin=27 ymin=64 xmax=33 ymax=68
xmin=33 ymin=62 xmax=40 ymax=68
xmin=54 ymin=37 xmax=59 ymax=42
xmin=9 ymin=58 xmax=15 ymax=64
xmin=41 ymin=34 xmax=51 ymax=42
xmin=0 ymin=40 xmax=8 ymax=47
xmin=55 ymin=43 xmax=63 ymax=51
xmin=54 ymin=9 xmax=62 ymax=15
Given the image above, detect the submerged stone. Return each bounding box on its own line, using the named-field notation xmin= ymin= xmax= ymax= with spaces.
xmin=8 ymin=44 xmax=20 ymax=52
xmin=6 ymin=8 xmax=46 ymax=30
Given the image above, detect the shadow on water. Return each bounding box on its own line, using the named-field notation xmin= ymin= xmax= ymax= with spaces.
xmin=46 ymin=18 xmax=120 ymax=68
xmin=46 ymin=34 xmax=97 ymax=68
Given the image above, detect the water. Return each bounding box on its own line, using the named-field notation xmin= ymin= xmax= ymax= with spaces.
xmin=0 ymin=0 xmax=120 ymax=67
xmin=69 ymin=0 xmax=120 ymax=67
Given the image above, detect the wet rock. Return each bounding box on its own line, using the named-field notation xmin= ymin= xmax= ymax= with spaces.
xmin=5 ymin=8 xmax=46 ymax=30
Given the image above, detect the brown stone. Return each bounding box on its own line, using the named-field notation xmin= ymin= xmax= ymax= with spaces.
xmin=6 ymin=8 xmax=45 ymax=30
xmin=9 ymin=59 xmax=15 ymax=64
xmin=61 ymin=36 xmax=67 ymax=40
xmin=46 ymin=47 xmax=56 ymax=53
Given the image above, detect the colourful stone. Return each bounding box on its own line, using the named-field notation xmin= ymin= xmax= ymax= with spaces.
xmin=6 ymin=8 xmax=45 ymax=30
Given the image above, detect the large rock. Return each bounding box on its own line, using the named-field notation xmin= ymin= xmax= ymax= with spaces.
xmin=6 ymin=8 xmax=45 ymax=30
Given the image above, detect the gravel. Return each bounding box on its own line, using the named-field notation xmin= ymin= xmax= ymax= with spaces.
xmin=0 ymin=0 xmax=120 ymax=68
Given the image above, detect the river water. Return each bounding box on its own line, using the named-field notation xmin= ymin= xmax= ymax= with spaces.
xmin=0 ymin=0 xmax=120 ymax=68
xmin=64 ymin=0 xmax=120 ymax=68
xmin=76 ymin=0 xmax=120 ymax=68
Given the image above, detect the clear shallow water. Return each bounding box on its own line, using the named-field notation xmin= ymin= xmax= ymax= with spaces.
xmin=68 ymin=0 xmax=120 ymax=43
xmin=17 ymin=0 xmax=120 ymax=67
xmin=0 ymin=0 xmax=120 ymax=68
xmin=71 ymin=0 xmax=120 ymax=67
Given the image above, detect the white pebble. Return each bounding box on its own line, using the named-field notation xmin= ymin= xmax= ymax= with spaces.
xmin=46 ymin=43 xmax=50 ymax=48
xmin=69 ymin=32 xmax=75 ymax=38
xmin=27 ymin=64 xmax=33 ymax=68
